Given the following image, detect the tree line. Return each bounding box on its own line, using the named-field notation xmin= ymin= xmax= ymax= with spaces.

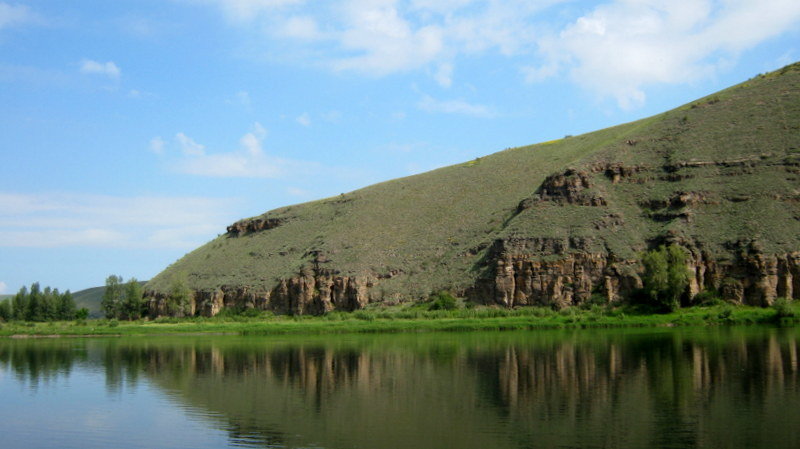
xmin=0 ymin=283 xmax=88 ymax=322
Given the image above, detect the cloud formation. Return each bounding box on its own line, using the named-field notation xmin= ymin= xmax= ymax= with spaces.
xmin=0 ymin=2 xmax=38 ymax=29
xmin=418 ymin=94 xmax=494 ymax=117
xmin=79 ymin=59 xmax=121 ymax=79
xmin=172 ymin=123 xmax=298 ymax=178
xmin=528 ymin=0 xmax=800 ymax=108
xmin=187 ymin=0 xmax=800 ymax=109
xmin=0 ymin=192 xmax=238 ymax=248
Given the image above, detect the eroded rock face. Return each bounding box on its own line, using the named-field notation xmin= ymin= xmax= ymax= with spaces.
xmin=468 ymin=237 xmax=800 ymax=309
xmin=467 ymin=238 xmax=640 ymax=308
xmin=226 ymin=217 xmax=285 ymax=236
xmin=146 ymin=269 xmax=375 ymax=317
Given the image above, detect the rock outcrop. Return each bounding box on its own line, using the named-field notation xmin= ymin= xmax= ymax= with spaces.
xmin=147 ymin=269 xmax=376 ymax=317
xmin=467 ymin=237 xmax=800 ymax=309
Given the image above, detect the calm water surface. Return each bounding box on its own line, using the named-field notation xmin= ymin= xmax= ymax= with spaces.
xmin=1 ymin=327 xmax=799 ymax=449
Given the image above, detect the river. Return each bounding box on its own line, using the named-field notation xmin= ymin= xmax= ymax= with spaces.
xmin=1 ymin=327 xmax=798 ymax=448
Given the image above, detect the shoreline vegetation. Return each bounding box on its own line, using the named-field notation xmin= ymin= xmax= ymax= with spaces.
xmin=1 ymin=301 xmax=798 ymax=338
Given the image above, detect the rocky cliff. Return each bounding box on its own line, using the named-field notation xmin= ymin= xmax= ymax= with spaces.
xmin=144 ymin=62 xmax=800 ymax=316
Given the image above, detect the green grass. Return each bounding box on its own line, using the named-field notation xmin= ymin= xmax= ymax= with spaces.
xmin=1 ymin=303 xmax=796 ymax=337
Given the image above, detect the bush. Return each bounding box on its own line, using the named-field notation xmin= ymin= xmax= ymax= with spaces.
xmin=694 ymin=290 xmax=724 ymax=306
xmin=773 ymin=298 xmax=794 ymax=320
xmin=428 ymin=291 xmax=458 ymax=311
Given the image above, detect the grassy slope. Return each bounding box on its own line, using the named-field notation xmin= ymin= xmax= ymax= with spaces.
xmin=147 ymin=63 xmax=800 ymax=300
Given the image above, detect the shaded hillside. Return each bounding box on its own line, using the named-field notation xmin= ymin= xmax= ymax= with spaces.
xmin=73 ymin=282 xmax=147 ymax=318
xmin=71 ymin=286 xmax=105 ymax=317
xmin=146 ymin=62 xmax=800 ymax=316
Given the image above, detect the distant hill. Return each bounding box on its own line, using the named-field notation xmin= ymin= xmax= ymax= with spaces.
xmin=145 ymin=62 xmax=800 ymax=316
xmin=73 ymin=282 xmax=147 ymax=318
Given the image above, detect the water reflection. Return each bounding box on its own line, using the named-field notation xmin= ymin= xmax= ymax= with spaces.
xmin=1 ymin=329 xmax=798 ymax=449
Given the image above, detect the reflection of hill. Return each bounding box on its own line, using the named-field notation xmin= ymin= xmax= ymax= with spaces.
xmin=1 ymin=330 xmax=799 ymax=448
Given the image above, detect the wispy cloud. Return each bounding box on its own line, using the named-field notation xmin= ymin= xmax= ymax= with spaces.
xmin=171 ymin=123 xmax=302 ymax=178
xmin=184 ymin=0 xmax=800 ymax=109
xmin=176 ymin=132 xmax=205 ymax=156
xmin=418 ymin=94 xmax=494 ymax=117
xmin=0 ymin=2 xmax=40 ymax=29
xmin=295 ymin=112 xmax=311 ymax=126
xmin=527 ymin=0 xmax=800 ymax=108
xmin=149 ymin=137 xmax=165 ymax=155
xmin=79 ymin=59 xmax=121 ymax=79
xmin=0 ymin=280 xmax=6 ymax=294
xmin=0 ymin=192 xmax=239 ymax=249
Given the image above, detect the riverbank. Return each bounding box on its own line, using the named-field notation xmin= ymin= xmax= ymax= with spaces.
xmin=1 ymin=302 xmax=798 ymax=337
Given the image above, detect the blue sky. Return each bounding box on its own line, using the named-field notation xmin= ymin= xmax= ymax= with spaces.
xmin=1 ymin=0 xmax=799 ymax=294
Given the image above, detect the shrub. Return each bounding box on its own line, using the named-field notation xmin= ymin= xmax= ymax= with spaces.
xmin=428 ymin=291 xmax=458 ymax=311
xmin=694 ymin=290 xmax=724 ymax=306
xmin=773 ymin=298 xmax=794 ymax=320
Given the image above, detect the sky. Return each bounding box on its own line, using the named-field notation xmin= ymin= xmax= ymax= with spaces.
xmin=1 ymin=0 xmax=799 ymax=295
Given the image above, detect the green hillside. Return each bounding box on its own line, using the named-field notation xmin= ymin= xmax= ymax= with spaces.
xmin=146 ymin=62 xmax=800 ymax=314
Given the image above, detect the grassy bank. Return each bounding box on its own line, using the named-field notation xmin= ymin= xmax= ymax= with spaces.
xmin=0 ymin=302 xmax=798 ymax=337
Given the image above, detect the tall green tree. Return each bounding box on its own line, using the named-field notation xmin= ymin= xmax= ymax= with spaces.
xmin=27 ymin=282 xmax=42 ymax=321
xmin=42 ymin=287 xmax=57 ymax=321
xmin=58 ymin=290 xmax=77 ymax=320
xmin=642 ymin=244 xmax=691 ymax=312
xmin=102 ymin=275 xmax=124 ymax=319
xmin=11 ymin=286 xmax=28 ymax=320
xmin=123 ymin=278 xmax=144 ymax=320
xmin=0 ymin=300 xmax=10 ymax=321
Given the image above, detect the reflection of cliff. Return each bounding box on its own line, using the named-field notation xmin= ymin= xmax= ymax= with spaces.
xmin=1 ymin=330 xmax=800 ymax=449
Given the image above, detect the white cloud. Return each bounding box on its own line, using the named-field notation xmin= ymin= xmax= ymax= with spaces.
xmin=286 ymin=187 xmax=309 ymax=196
xmin=235 ymin=90 xmax=251 ymax=106
xmin=191 ymin=0 xmax=307 ymax=22
xmin=279 ymin=15 xmax=322 ymax=40
xmin=0 ymin=281 xmax=6 ymax=294
xmin=149 ymin=137 xmax=165 ymax=155
xmin=176 ymin=132 xmax=205 ymax=156
xmin=187 ymin=0 xmax=800 ymax=109
xmin=0 ymin=2 xmax=39 ymax=29
xmin=173 ymin=123 xmax=295 ymax=178
xmin=434 ymin=62 xmax=453 ymax=88
xmin=418 ymin=94 xmax=494 ymax=117
xmin=296 ymin=112 xmax=311 ymax=126
xmin=0 ymin=192 xmax=238 ymax=249
xmin=194 ymin=0 xmax=553 ymax=78
xmin=529 ymin=0 xmax=800 ymax=108
xmin=79 ymin=59 xmax=121 ymax=79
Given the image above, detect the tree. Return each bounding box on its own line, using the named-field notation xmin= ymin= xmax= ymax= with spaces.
xmin=27 ymin=282 xmax=42 ymax=321
xmin=642 ymin=245 xmax=691 ymax=312
xmin=102 ymin=275 xmax=124 ymax=319
xmin=123 ymin=278 xmax=144 ymax=320
xmin=58 ymin=290 xmax=77 ymax=320
xmin=167 ymin=275 xmax=192 ymax=317
xmin=41 ymin=287 xmax=57 ymax=321
xmin=0 ymin=300 xmax=10 ymax=322
xmin=11 ymin=286 xmax=28 ymax=320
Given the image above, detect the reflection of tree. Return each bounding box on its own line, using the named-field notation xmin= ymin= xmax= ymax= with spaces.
xmin=1 ymin=330 xmax=799 ymax=449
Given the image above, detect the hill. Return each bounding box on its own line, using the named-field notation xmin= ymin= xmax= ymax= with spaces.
xmin=73 ymin=282 xmax=147 ymax=318
xmin=145 ymin=62 xmax=800 ymax=316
